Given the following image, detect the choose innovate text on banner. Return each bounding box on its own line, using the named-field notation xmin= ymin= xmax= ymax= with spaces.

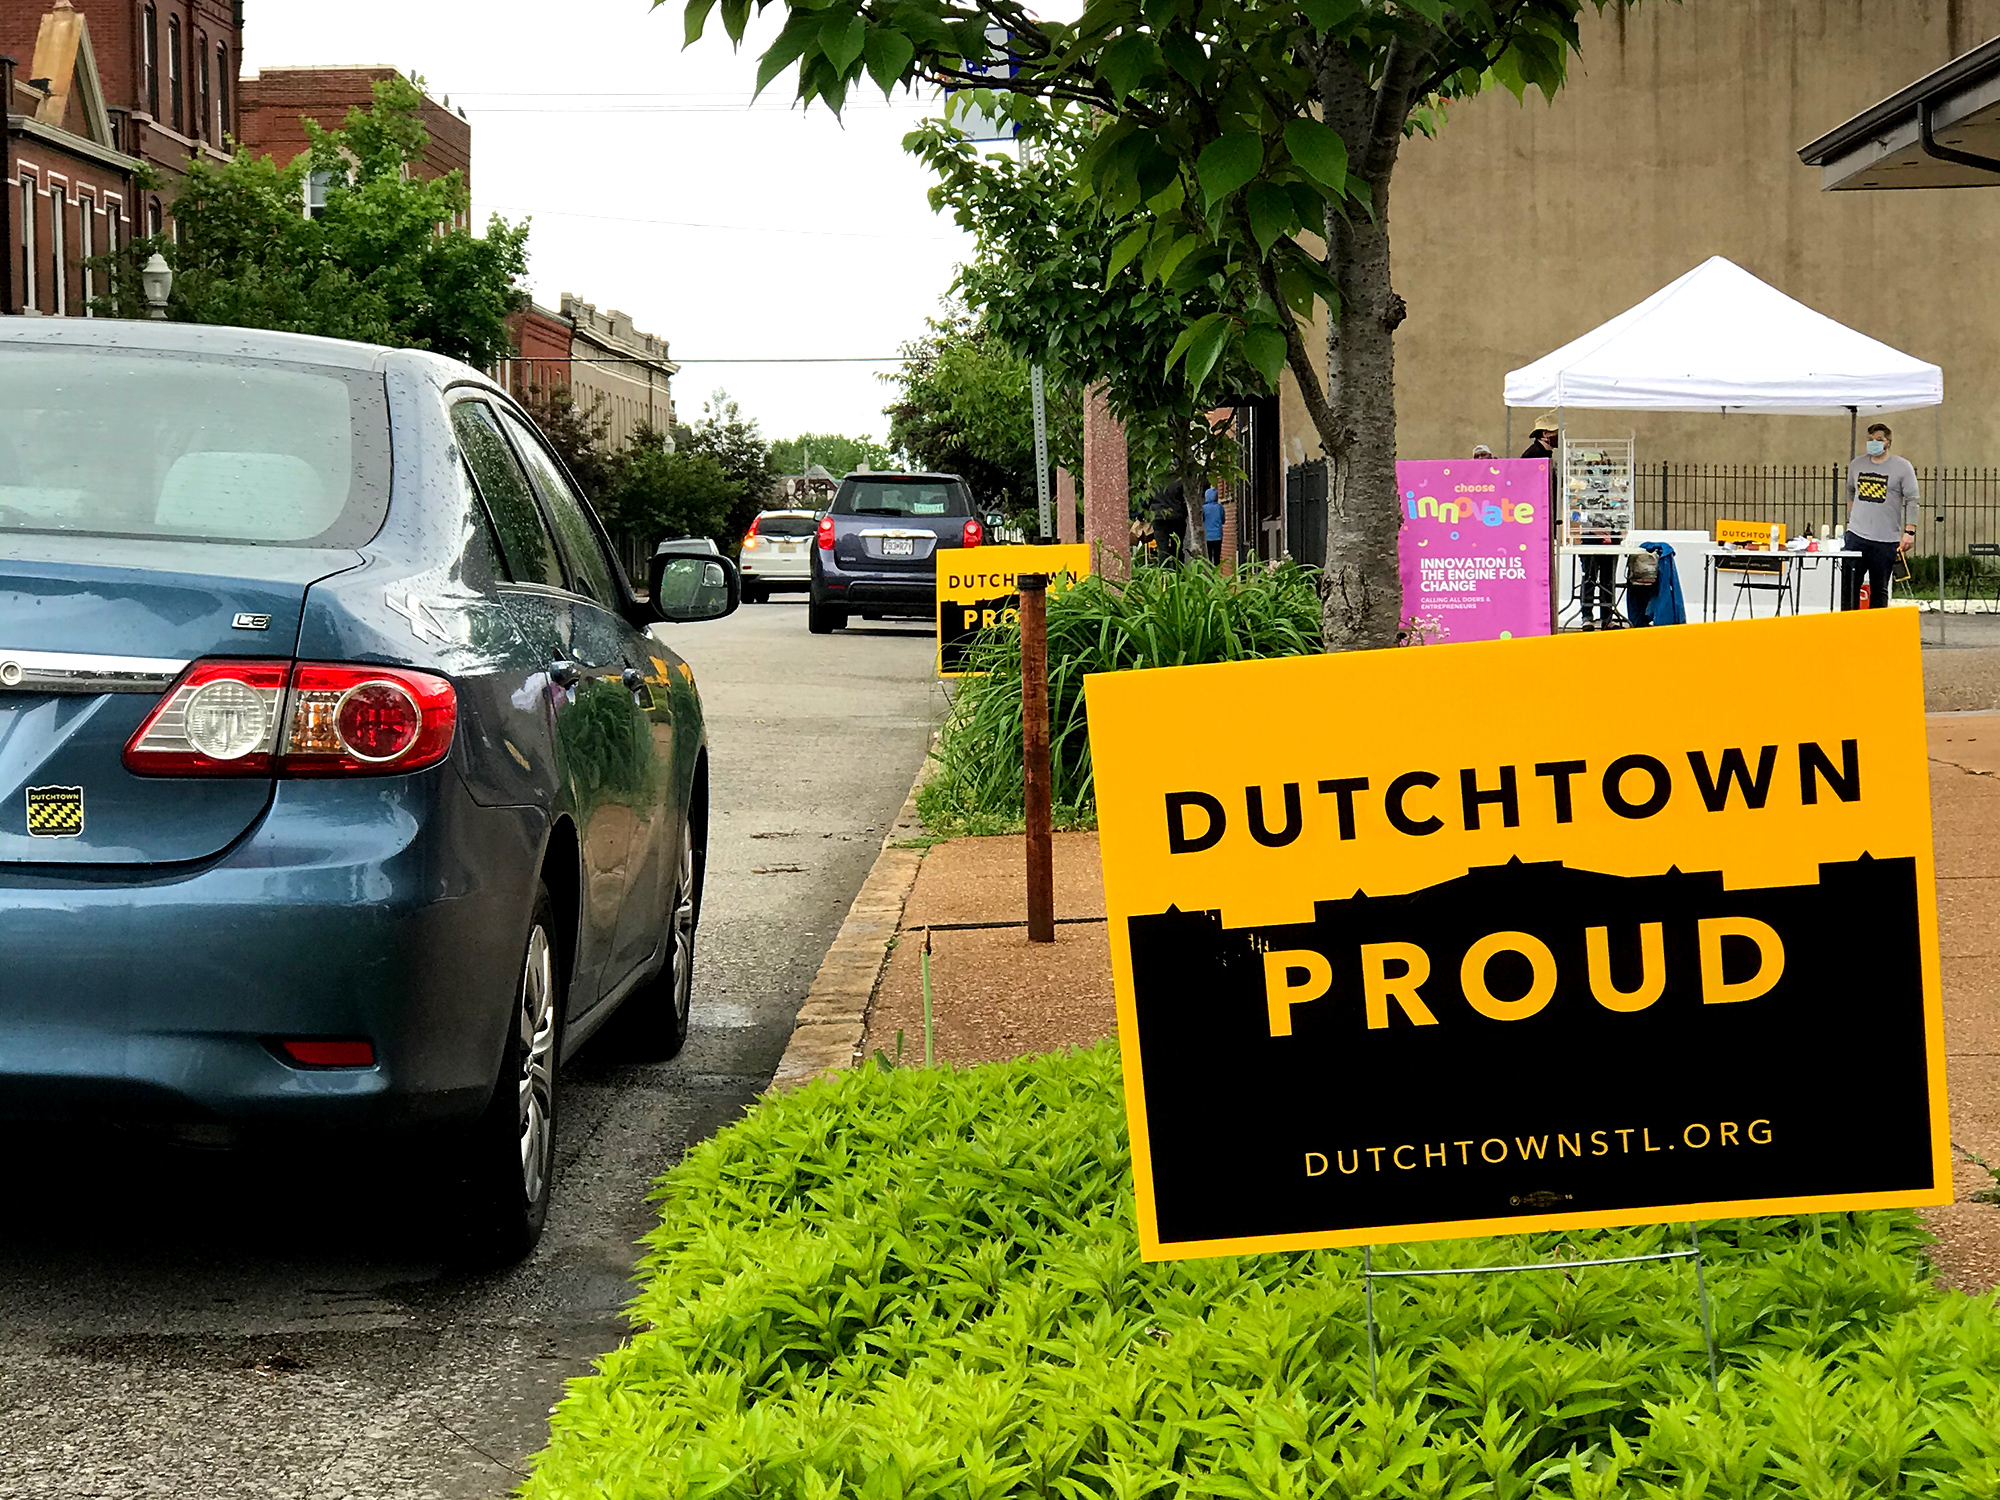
xmin=1396 ymin=458 xmax=1552 ymax=644
xmin=937 ymin=543 xmax=1093 ymax=677
xmin=1083 ymin=610 xmax=1948 ymax=1260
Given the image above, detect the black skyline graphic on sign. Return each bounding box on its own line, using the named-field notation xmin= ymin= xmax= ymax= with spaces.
xmin=939 ymin=592 xmax=1017 ymax=673
xmin=1127 ymin=855 xmax=1935 ymax=1246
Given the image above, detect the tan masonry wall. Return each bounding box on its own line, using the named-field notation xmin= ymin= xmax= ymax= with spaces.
xmin=1280 ymin=0 xmax=2000 ymax=472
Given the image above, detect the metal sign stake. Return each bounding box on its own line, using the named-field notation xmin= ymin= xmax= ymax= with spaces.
xmin=1032 ymin=364 xmax=1052 ymax=540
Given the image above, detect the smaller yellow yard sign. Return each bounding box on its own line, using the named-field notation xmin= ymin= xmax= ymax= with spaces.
xmin=937 ymin=543 xmax=1093 ymax=678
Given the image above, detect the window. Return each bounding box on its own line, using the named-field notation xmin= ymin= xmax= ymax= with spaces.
xmin=0 ymin=349 xmax=391 ymax=546
xmin=49 ymin=186 xmax=67 ymax=316
xmin=104 ymin=201 xmax=120 ymax=301
xmin=453 ymin=401 xmax=566 ymax=590
xmin=142 ymin=7 xmax=159 ymax=119
xmin=831 ymin=477 xmax=972 ymax=517
xmin=167 ymin=16 xmax=182 ymax=133
xmin=499 ymin=409 xmax=621 ymax=603
xmin=78 ymin=197 xmax=94 ymax=315
xmin=215 ymin=45 xmax=230 ymax=138
xmin=148 ymin=200 xmax=162 ymax=237
xmin=18 ymin=177 xmax=36 ymax=313
xmin=197 ymin=37 xmax=210 ymax=142
xmin=305 ymin=169 xmax=335 ymax=220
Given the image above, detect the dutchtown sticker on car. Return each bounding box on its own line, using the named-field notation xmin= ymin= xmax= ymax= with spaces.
xmin=1083 ymin=608 xmax=1949 ymax=1261
xmin=25 ymin=786 xmax=84 ymax=839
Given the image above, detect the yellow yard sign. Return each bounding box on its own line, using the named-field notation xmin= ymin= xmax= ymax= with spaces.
xmin=936 ymin=543 xmax=1093 ymax=677
xmin=1083 ymin=609 xmax=1948 ymax=1260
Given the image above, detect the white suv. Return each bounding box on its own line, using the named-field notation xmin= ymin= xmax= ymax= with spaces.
xmin=738 ymin=509 xmax=818 ymax=603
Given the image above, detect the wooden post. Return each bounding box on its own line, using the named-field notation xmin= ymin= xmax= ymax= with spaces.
xmin=1019 ymin=573 xmax=1055 ymax=944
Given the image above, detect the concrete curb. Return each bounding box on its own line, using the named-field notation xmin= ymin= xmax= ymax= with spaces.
xmin=766 ymin=753 xmax=932 ymax=1090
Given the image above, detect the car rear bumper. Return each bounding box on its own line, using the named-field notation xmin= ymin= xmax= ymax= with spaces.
xmin=815 ymin=554 xmax=938 ymax=606
xmin=741 ymin=553 xmax=811 ymax=583
xmin=0 ymin=767 xmax=543 ymax=1130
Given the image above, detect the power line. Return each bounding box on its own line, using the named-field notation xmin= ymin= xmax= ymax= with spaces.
xmin=478 ymin=203 xmax=960 ymax=243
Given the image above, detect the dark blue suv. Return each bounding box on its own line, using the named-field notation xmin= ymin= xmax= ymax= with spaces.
xmin=808 ymin=472 xmax=983 ymax=633
xmin=0 ymin=319 xmax=740 ymax=1261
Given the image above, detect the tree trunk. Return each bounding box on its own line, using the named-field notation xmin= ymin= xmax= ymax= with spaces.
xmin=1319 ymin=202 xmax=1403 ymax=651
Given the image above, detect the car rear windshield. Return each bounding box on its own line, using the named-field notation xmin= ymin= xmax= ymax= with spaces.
xmin=0 ymin=347 xmax=390 ymax=547
xmin=755 ymin=514 xmax=818 ymax=537
xmin=831 ymin=479 xmax=970 ymax=518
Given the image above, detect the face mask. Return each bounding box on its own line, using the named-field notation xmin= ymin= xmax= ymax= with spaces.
xmin=1867 ymin=440 xmax=1887 ymax=458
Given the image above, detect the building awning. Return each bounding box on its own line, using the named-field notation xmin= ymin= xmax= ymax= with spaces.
xmin=1798 ymin=35 xmax=2000 ymax=190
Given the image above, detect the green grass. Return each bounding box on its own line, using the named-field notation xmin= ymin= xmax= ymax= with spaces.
xmin=521 ymin=1044 xmax=2000 ymax=1500
xmin=918 ymin=561 xmax=1323 ymax=837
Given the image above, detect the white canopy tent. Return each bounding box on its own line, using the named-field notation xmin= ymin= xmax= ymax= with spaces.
xmin=1504 ymin=255 xmax=1942 ymax=416
xmin=1502 ymin=255 xmax=1945 ymax=634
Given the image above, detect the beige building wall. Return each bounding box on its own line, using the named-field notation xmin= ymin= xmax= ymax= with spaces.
xmin=1281 ymin=0 xmax=2000 ymax=475
xmin=563 ymin=295 xmax=678 ymax=451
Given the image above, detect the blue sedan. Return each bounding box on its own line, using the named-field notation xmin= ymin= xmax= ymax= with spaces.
xmin=0 ymin=320 xmax=739 ymax=1260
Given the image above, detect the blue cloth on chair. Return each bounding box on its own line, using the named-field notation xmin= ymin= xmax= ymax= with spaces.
xmin=1625 ymin=542 xmax=1687 ymax=627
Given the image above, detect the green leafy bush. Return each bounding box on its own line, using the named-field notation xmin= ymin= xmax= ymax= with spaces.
xmin=523 ymin=1043 xmax=2000 ymax=1500
xmin=919 ymin=560 xmax=1322 ymax=835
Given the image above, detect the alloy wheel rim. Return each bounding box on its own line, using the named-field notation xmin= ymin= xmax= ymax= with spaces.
xmin=517 ymin=925 xmax=556 ymax=1204
xmin=672 ymin=817 xmax=696 ymax=1025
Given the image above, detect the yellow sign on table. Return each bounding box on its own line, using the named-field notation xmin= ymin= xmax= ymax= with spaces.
xmin=1084 ymin=610 xmax=1948 ymax=1260
xmin=936 ymin=543 xmax=1093 ymax=677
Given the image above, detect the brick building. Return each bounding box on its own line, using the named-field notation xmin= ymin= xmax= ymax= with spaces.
xmin=498 ymin=295 xmax=679 ymax=452
xmin=3 ymin=0 xmax=242 ymax=239
xmin=496 ymin=300 xmax=574 ymax=402
xmin=238 ymin=64 xmax=470 ymax=223
xmin=3 ymin=2 xmax=143 ymax=314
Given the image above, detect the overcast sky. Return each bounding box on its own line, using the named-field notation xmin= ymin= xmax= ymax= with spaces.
xmin=242 ymin=0 xmax=984 ymax=446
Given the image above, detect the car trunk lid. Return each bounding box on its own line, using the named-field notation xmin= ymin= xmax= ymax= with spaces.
xmin=0 ymin=536 xmax=361 ymax=866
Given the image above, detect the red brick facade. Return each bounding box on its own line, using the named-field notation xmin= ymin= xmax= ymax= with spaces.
xmin=498 ymin=302 xmax=574 ymax=399
xmin=3 ymin=7 xmax=143 ymax=315
xmin=239 ymin=65 xmax=471 ymax=200
xmin=2 ymin=0 xmax=242 ymax=235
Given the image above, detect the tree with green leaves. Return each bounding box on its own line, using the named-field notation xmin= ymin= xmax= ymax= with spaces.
xmin=909 ymin=107 xmax=1250 ymax=555
xmin=111 ymin=75 xmax=528 ymax=365
xmin=675 ymin=391 xmax=780 ymax=541
xmin=598 ymin=427 xmax=743 ymax=554
xmin=883 ymin=309 xmax=1079 ymax=524
xmin=521 ymin=385 xmax=617 ymax=502
xmin=770 ymin=432 xmax=898 ymax=476
xmin=681 ymin=0 xmax=1626 ymax=649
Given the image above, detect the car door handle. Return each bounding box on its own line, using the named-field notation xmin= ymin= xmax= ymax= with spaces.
xmin=621 ymin=667 xmax=647 ymax=692
xmin=547 ymin=658 xmax=582 ymax=688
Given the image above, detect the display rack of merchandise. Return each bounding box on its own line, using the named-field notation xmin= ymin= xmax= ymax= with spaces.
xmin=1561 ymin=436 xmax=1635 ymax=541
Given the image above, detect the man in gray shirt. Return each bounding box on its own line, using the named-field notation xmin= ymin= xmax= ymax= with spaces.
xmin=1843 ymin=422 xmax=1919 ymax=610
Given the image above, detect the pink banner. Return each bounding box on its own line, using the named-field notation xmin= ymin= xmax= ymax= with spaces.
xmin=1396 ymin=459 xmax=1552 ymax=645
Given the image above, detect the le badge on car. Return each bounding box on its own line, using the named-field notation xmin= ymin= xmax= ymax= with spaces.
xmin=232 ymin=613 xmax=272 ymax=631
xmin=25 ymin=786 xmax=84 ymax=838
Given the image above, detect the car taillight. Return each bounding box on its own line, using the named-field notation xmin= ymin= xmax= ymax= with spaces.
xmin=817 ymin=515 xmax=835 ymax=550
xmin=124 ymin=660 xmax=456 ymax=777
xmin=744 ymin=516 xmax=761 ymax=548
xmin=123 ymin=659 xmax=291 ymax=774
xmin=963 ymin=518 xmax=984 ymax=549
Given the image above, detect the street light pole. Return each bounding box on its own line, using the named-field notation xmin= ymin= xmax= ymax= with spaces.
xmin=141 ymin=251 xmax=173 ymax=320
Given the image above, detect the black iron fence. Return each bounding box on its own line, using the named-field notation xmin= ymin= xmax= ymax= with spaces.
xmin=1283 ymin=460 xmax=2000 ymax=567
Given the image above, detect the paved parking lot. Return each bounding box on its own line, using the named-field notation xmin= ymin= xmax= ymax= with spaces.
xmin=0 ymin=600 xmax=944 ymax=1499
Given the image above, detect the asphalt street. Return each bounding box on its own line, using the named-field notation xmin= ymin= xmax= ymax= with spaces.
xmin=0 ymin=599 xmax=946 ymax=1499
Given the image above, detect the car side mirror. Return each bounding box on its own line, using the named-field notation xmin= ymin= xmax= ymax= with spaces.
xmin=650 ymin=551 xmax=740 ymax=623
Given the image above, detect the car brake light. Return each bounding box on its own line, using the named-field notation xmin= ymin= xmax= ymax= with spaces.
xmin=278 ymin=1039 xmax=375 ymax=1068
xmin=124 ymin=661 xmax=456 ymax=777
xmin=817 ymin=514 xmax=835 ymax=550
xmin=123 ymin=659 xmax=290 ymax=774
xmin=745 ymin=515 xmax=761 ymax=539
xmin=963 ymin=517 xmax=984 ymax=549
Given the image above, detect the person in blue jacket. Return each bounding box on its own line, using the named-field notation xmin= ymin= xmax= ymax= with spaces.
xmin=1203 ymin=486 xmax=1224 ymax=564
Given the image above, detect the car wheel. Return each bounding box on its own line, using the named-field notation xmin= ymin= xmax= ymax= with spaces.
xmin=808 ymin=593 xmax=847 ymax=633
xmin=610 ymin=810 xmax=699 ymax=1061
xmin=744 ymin=582 xmax=767 ymax=604
xmin=860 ymin=610 xmax=882 ymax=621
xmin=456 ymin=886 xmax=561 ymax=1265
